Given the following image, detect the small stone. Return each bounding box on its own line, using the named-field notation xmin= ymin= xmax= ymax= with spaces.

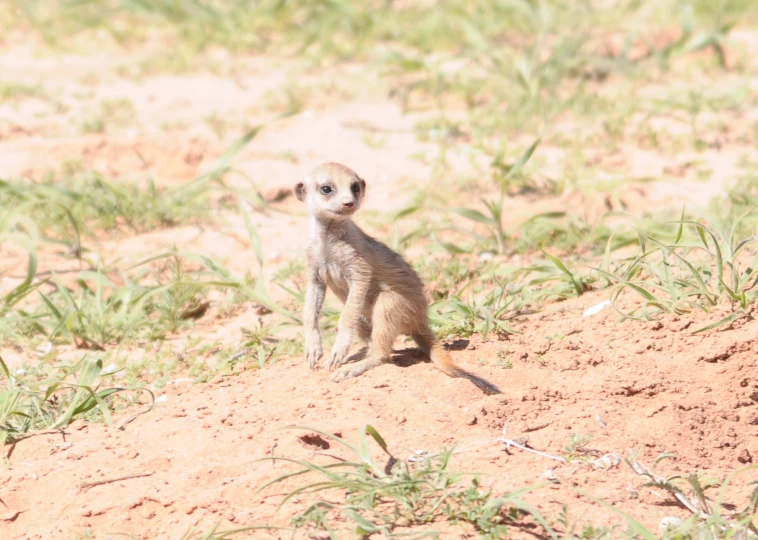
xmin=182 ymin=503 xmax=197 ymax=515
xmin=659 ymin=516 xmax=683 ymax=531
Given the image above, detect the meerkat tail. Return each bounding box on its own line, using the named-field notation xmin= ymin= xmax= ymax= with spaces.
xmin=428 ymin=340 xmax=502 ymax=395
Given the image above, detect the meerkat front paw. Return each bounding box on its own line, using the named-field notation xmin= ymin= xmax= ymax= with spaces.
xmin=305 ymin=337 xmax=324 ymax=370
xmin=326 ymin=336 xmax=352 ymax=371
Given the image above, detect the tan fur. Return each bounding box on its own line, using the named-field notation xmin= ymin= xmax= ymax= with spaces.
xmin=295 ymin=162 xmax=501 ymax=395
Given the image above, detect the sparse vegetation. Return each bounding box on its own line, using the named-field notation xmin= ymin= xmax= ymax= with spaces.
xmin=258 ymin=425 xmax=555 ymax=539
xmin=598 ymin=210 xmax=758 ymax=328
xmin=0 ymin=354 xmax=152 ymax=445
xmin=2 ymin=0 xmax=758 ymax=537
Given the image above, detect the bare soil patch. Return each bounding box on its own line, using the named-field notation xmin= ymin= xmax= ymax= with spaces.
xmin=5 ymin=290 xmax=758 ymax=538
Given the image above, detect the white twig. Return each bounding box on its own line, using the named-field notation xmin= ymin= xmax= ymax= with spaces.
xmin=628 ymin=457 xmax=710 ymax=518
xmin=408 ymin=437 xmax=567 ymax=463
xmin=500 ymin=438 xmax=567 ymax=462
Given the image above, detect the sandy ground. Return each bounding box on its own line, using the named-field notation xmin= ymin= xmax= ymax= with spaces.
xmin=2 ymin=37 xmax=758 ymax=539
xmin=5 ymin=295 xmax=758 ymax=538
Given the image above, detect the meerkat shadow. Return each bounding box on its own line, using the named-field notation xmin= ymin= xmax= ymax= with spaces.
xmin=389 ymin=339 xmax=470 ymax=368
xmin=445 ymin=339 xmax=470 ymax=351
xmin=387 ymin=346 xmax=428 ymax=368
xmin=390 ymin=348 xmax=428 ymax=368
xmin=337 ymin=347 xmax=426 ymax=368
xmin=340 ymin=348 xmax=368 ymax=365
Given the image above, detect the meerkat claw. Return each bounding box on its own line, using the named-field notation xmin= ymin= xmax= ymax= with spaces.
xmin=305 ymin=341 xmax=323 ymax=370
xmin=331 ymin=368 xmax=348 ymax=382
xmin=326 ymin=350 xmax=347 ymax=371
xmin=331 ymin=364 xmax=360 ymax=382
xmin=307 ymin=355 xmax=322 ymax=371
xmin=332 ymin=359 xmax=379 ymax=382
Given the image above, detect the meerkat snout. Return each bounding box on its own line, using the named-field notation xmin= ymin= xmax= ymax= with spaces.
xmin=294 ymin=162 xmax=366 ymax=219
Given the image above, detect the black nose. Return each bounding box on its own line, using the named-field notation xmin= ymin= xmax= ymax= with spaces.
xmin=342 ymin=201 xmax=355 ymax=208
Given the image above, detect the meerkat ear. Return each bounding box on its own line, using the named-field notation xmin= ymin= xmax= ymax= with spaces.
xmin=358 ymin=177 xmax=366 ymax=192
xmin=294 ymin=182 xmax=307 ymax=202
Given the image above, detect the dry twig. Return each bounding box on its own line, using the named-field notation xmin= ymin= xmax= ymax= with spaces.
xmin=78 ymin=471 xmax=154 ymax=491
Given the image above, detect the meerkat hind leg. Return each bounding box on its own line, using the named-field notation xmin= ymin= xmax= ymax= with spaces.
xmin=331 ymin=355 xmax=386 ymax=382
xmin=331 ymin=316 xmax=372 ymax=367
xmin=332 ymin=304 xmax=394 ymax=382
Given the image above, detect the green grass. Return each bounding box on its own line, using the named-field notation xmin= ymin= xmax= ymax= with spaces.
xmin=1 ymin=241 xmax=298 ymax=348
xmin=9 ymin=1 xmax=758 ymax=158
xmin=0 ymin=117 xmax=298 ymax=348
xmin=178 ymin=524 xmax=285 ymax=540
xmin=253 ymin=427 xmax=758 ymax=539
xmin=78 ymin=98 xmax=139 ymax=133
xmin=14 ymin=255 xmax=210 ymax=349
xmin=1 ymin=170 xmax=222 ymax=241
xmin=0 ymin=354 xmax=152 ymax=444
xmin=606 ymin=452 xmax=758 ymax=539
xmin=595 ymin=209 xmax=758 ymax=327
xmin=0 ymin=0 xmax=755 ymax=398
xmin=0 ymin=81 xmax=47 ymax=101
xmin=257 ymin=425 xmax=555 ymax=539
xmin=0 ymin=117 xmax=304 ymax=442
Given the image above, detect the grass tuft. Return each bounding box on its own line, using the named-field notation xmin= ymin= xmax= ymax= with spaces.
xmin=0 ymin=355 xmax=152 ymax=445
xmin=256 ymin=425 xmax=555 ymax=539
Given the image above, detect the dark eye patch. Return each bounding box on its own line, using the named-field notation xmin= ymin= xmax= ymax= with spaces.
xmin=320 ymin=185 xmax=333 ymax=195
xmin=351 ymin=183 xmax=361 ymax=194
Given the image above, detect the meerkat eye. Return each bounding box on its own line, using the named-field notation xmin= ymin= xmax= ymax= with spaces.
xmin=351 ymin=183 xmax=361 ymax=194
xmin=320 ymin=185 xmax=332 ymax=195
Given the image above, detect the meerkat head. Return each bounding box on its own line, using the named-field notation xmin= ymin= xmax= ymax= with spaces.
xmin=295 ymin=162 xmax=366 ymax=220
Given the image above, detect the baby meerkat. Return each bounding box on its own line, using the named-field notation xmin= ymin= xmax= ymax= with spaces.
xmin=294 ymin=162 xmax=501 ymax=395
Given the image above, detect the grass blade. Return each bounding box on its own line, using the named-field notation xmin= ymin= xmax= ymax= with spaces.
xmin=504 ymin=137 xmax=541 ymax=179
xmin=691 ymin=311 xmax=744 ymax=334
xmin=542 ymin=249 xmax=584 ymax=295
xmin=574 ymin=489 xmax=657 ymax=540
xmin=451 ymin=207 xmax=493 ymax=225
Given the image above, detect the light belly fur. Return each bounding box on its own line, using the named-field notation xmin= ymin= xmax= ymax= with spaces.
xmin=320 ymin=262 xmax=350 ymax=303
